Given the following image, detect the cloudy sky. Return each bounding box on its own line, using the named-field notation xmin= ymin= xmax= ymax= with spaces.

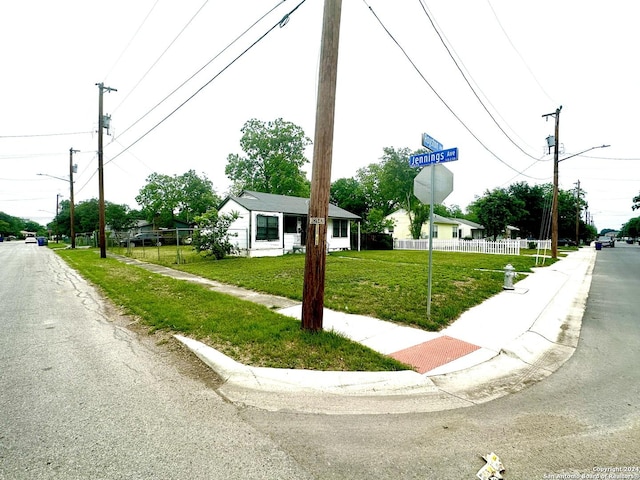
xmin=1 ymin=1 xmax=638 ymax=233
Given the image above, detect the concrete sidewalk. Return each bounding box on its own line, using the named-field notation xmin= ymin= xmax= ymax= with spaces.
xmin=118 ymin=248 xmax=596 ymax=414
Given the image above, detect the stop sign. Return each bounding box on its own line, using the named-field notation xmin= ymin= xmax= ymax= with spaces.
xmin=413 ymin=164 xmax=453 ymax=204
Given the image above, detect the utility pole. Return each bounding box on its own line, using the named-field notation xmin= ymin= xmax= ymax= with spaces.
xmin=542 ymin=106 xmax=562 ymax=259
xmin=69 ymin=148 xmax=79 ymax=249
xmin=56 ymin=194 xmax=62 ymax=241
xmin=301 ymin=0 xmax=342 ymax=332
xmin=96 ymin=83 xmax=117 ymax=259
xmin=574 ymin=179 xmax=581 ymax=247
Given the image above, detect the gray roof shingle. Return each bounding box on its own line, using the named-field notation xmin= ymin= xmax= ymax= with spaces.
xmin=222 ymin=190 xmax=360 ymax=220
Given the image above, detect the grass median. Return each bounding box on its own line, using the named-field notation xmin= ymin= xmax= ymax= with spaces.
xmin=56 ymin=248 xmax=410 ymax=372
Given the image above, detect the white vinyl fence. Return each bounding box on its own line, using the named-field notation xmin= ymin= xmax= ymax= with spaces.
xmin=394 ymin=239 xmax=521 ymax=255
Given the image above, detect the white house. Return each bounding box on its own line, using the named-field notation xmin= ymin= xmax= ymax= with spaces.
xmin=456 ymin=218 xmax=485 ymax=239
xmin=218 ymin=190 xmax=361 ymax=257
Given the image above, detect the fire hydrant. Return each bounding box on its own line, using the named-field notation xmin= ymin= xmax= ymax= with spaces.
xmin=503 ymin=264 xmax=516 ymax=290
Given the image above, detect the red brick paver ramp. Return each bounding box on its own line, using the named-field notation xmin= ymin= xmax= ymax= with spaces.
xmin=390 ymin=335 xmax=481 ymax=374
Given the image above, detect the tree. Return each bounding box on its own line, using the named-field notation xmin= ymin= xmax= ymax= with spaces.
xmin=192 ymin=209 xmax=240 ymax=260
xmin=225 ymin=118 xmax=311 ymax=197
xmin=621 ymin=216 xmax=640 ymax=239
xmin=177 ymin=170 xmax=219 ymax=223
xmin=469 ymin=188 xmax=525 ymax=240
xmin=136 ymin=170 xmax=219 ymax=228
xmin=632 ymin=192 xmax=640 ymax=211
xmin=330 ymin=178 xmax=367 ymax=219
xmin=507 ymin=182 xmax=551 ymax=238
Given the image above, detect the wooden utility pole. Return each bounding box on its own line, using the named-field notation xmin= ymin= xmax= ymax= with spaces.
xmin=575 ymin=179 xmax=581 ymax=247
xmin=69 ymin=148 xmax=79 ymax=249
xmin=96 ymin=83 xmax=116 ymax=259
xmin=543 ymin=106 xmax=561 ymax=259
xmin=301 ymin=0 xmax=342 ymax=331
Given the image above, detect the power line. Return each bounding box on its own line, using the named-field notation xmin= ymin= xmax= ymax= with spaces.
xmin=362 ymin=1 xmax=541 ymax=179
xmin=110 ymin=0 xmax=287 ymax=144
xmin=486 ymin=0 xmax=557 ymax=105
xmin=111 ymin=0 xmax=211 ymax=115
xmin=0 ymin=131 xmax=93 ymax=139
xmin=103 ymin=0 xmax=161 ymax=82
xmin=106 ymin=0 xmax=306 ymax=167
xmin=416 ymin=0 xmax=541 ymax=161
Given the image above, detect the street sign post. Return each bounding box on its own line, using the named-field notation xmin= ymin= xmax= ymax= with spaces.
xmin=409 ymin=144 xmax=459 ymax=318
xmin=409 ymin=147 xmax=458 ymax=167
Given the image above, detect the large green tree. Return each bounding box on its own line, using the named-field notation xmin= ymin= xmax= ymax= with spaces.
xmin=55 ymin=200 xmax=141 ymax=236
xmin=330 ymin=177 xmax=368 ymax=219
xmin=620 ymin=216 xmax=640 ymax=239
xmin=507 ymin=182 xmax=551 ymax=239
xmin=0 ymin=212 xmax=45 ymax=237
xmin=225 ymin=118 xmax=311 ymax=197
xmin=469 ymin=188 xmax=525 ymax=240
xmin=632 ymin=192 xmax=640 ymax=210
xmin=136 ymin=170 xmax=219 ymax=228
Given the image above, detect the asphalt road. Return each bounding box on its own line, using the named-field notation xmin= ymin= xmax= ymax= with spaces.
xmin=2 ymin=242 xmax=639 ymax=479
xmin=0 ymin=243 xmax=312 ymax=480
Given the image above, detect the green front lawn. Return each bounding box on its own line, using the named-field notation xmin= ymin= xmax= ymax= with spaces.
xmin=111 ymin=246 xmax=552 ymax=331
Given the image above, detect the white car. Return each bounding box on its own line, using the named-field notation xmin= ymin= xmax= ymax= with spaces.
xmin=25 ymin=236 xmax=38 ymax=244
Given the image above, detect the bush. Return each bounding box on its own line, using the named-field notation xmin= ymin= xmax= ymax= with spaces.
xmin=192 ymin=210 xmax=240 ymax=260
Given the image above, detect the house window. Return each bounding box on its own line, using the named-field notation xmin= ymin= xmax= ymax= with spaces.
xmin=452 ymin=226 xmax=458 ymax=238
xmin=256 ymin=215 xmax=279 ymax=241
xmin=332 ymin=219 xmax=348 ymax=238
xmin=432 ymin=225 xmax=438 ymax=239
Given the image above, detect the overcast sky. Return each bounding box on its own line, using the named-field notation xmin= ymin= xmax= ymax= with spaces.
xmin=1 ymin=1 xmax=638 ymax=233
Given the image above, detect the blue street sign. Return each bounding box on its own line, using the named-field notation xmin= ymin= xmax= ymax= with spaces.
xmin=409 ymin=147 xmax=458 ymax=167
xmin=421 ymin=133 xmax=443 ymax=152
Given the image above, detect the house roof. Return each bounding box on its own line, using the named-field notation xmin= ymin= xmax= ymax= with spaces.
xmin=221 ymin=190 xmax=361 ymax=220
xmin=430 ymin=214 xmax=459 ymax=225
xmin=387 ymin=209 xmax=459 ymax=225
xmin=453 ymin=218 xmax=484 ymax=229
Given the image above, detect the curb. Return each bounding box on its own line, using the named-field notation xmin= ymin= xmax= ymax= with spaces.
xmin=172 ymin=248 xmax=595 ymax=414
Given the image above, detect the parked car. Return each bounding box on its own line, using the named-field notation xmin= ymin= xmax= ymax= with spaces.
xmin=557 ymin=238 xmax=577 ymax=247
xmin=120 ymin=232 xmax=164 ymax=247
xmin=25 ymin=236 xmax=38 ymax=244
xmin=596 ymin=236 xmax=615 ymax=248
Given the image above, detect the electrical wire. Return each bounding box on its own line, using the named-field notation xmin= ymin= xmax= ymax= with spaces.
xmin=111 ymin=0 xmax=210 ymax=115
xmin=362 ymin=1 xmax=542 ymax=179
xmin=110 ymin=0 xmax=287 ymax=144
xmin=486 ymin=0 xmax=557 ymax=106
xmin=0 ymin=131 xmax=93 ymax=139
xmin=105 ymin=0 xmax=306 ymax=167
xmin=416 ymin=0 xmax=542 ymax=161
xmin=103 ymin=0 xmax=161 ymax=82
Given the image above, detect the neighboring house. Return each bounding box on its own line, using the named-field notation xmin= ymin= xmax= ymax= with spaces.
xmin=385 ymin=209 xmax=460 ymax=240
xmin=218 ymin=190 xmax=361 ymax=257
xmin=133 ymin=219 xmax=192 ymax=234
xmin=456 ymin=218 xmax=485 ymax=239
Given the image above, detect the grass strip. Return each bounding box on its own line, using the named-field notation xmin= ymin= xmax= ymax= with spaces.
xmin=56 ymin=248 xmax=410 ymax=372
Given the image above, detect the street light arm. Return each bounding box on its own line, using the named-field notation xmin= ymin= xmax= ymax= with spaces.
xmin=558 ymin=144 xmax=610 ymax=163
xmin=37 ymin=173 xmax=72 ymax=183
